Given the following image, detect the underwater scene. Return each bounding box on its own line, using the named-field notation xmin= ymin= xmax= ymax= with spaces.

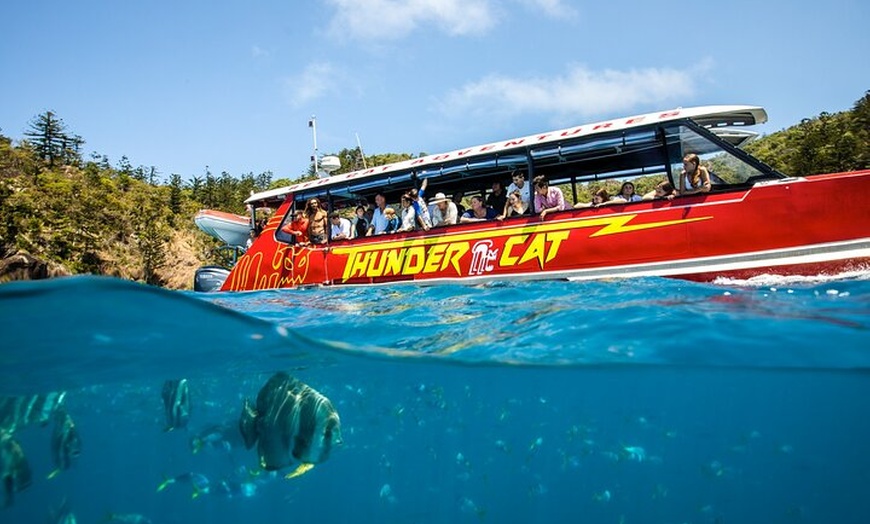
xmin=1 ymin=273 xmax=869 ymax=524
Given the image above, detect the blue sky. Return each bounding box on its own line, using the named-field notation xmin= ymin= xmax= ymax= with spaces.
xmin=2 ymin=0 xmax=867 ymax=181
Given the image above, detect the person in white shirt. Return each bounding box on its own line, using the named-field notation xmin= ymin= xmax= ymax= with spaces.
xmin=507 ymin=170 xmax=531 ymax=210
xmin=428 ymin=192 xmax=458 ymax=227
xmin=398 ymin=193 xmax=417 ymax=232
xmin=329 ymin=211 xmax=352 ymax=241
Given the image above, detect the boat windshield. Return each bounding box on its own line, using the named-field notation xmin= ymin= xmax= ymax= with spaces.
xmin=662 ymin=123 xmax=780 ymax=186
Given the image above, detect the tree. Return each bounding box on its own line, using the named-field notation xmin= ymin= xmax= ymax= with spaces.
xmin=24 ymin=111 xmax=81 ymax=167
xmin=745 ymin=92 xmax=870 ymax=176
xmin=851 ymin=90 xmax=870 ymax=169
xmin=168 ymin=174 xmax=184 ymax=225
xmin=131 ymin=185 xmax=169 ymax=285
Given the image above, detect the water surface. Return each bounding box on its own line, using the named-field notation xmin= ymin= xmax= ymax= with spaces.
xmin=1 ymin=273 xmax=868 ymax=523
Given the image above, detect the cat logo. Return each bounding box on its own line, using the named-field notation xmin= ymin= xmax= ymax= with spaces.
xmin=469 ymin=240 xmax=498 ymax=276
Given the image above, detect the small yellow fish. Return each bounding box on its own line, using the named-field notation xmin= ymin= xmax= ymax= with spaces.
xmin=285 ymin=463 xmax=315 ymax=479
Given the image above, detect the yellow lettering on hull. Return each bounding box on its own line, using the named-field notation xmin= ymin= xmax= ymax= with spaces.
xmin=324 ymin=213 xmax=711 ymax=283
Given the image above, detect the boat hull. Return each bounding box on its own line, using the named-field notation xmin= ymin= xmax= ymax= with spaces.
xmin=222 ymin=170 xmax=870 ymax=290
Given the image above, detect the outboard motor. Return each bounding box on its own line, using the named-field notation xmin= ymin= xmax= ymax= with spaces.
xmin=194 ymin=266 xmax=231 ymax=292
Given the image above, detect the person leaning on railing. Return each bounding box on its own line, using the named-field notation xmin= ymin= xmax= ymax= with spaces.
xmin=429 ymin=192 xmax=458 ymax=227
xmin=533 ymin=175 xmax=569 ymax=220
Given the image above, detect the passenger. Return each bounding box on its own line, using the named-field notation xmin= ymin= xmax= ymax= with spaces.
xmin=429 ymin=192 xmax=458 ymax=227
xmin=452 ymin=191 xmax=466 ymax=217
xmin=410 ymin=179 xmax=432 ymax=231
xmin=329 ymin=211 xmax=352 ymax=241
xmin=679 ymin=153 xmax=712 ymax=195
xmin=245 ymin=229 xmax=257 ymax=249
xmin=398 ymin=193 xmax=417 ymax=232
xmin=486 ymin=180 xmax=508 ymax=216
xmin=460 ymin=195 xmax=497 ymax=223
xmin=305 ymin=198 xmax=328 ymax=245
xmin=574 ymin=188 xmax=611 ymax=208
xmin=533 ymin=175 xmax=568 ymax=220
xmin=382 ymin=207 xmax=399 ymax=234
xmin=498 ymin=189 xmax=528 ymax=220
xmin=610 ymin=182 xmax=642 ymax=203
xmin=642 ymin=181 xmax=677 ymax=200
xmin=280 ymin=209 xmax=309 ymax=245
xmin=353 ymin=205 xmax=369 ymax=238
xmin=367 ymin=192 xmax=389 ymax=236
xmin=507 ymin=170 xmax=531 ymax=210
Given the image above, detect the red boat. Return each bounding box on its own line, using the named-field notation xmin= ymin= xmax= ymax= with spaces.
xmin=213 ymin=105 xmax=869 ymax=291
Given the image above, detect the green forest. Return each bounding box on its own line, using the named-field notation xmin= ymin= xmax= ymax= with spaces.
xmin=1 ymin=91 xmax=867 ymax=289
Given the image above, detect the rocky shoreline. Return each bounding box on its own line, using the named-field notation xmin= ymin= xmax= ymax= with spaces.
xmin=0 ymin=247 xmax=70 ymax=283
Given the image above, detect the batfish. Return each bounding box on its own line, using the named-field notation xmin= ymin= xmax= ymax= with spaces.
xmin=161 ymin=379 xmax=190 ymax=431
xmin=1 ymin=430 xmax=32 ymax=508
xmin=238 ymin=372 xmax=341 ymax=477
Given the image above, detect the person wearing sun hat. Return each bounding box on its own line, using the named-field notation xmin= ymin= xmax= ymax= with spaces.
xmin=428 ymin=191 xmax=457 ymax=227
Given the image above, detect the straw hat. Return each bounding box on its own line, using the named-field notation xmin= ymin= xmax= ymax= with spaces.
xmin=429 ymin=192 xmax=449 ymax=204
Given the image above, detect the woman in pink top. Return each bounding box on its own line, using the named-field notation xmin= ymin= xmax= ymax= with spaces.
xmin=533 ymin=175 xmax=567 ymax=220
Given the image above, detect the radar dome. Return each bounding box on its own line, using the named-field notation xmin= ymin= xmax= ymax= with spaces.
xmin=320 ymin=155 xmax=341 ymax=174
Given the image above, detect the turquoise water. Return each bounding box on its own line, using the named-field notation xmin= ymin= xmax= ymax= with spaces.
xmin=1 ymin=274 xmax=869 ymax=523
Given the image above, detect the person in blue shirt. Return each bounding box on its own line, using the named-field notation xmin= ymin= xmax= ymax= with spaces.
xmin=459 ymin=195 xmax=497 ymax=223
xmin=382 ymin=207 xmax=400 ymax=234
xmin=367 ymin=192 xmax=389 ymax=236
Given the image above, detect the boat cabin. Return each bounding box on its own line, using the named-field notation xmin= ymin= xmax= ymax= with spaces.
xmin=267 ymin=105 xmax=782 ymax=245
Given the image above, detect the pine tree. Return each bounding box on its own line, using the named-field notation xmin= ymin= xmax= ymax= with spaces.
xmin=24 ymin=111 xmax=79 ymax=167
xmin=168 ymin=174 xmax=184 ymax=226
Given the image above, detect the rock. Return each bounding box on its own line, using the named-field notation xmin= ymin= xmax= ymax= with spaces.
xmin=0 ymin=250 xmax=69 ymax=282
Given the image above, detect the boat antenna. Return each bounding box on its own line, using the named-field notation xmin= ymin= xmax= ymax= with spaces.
xmin=355 ymin=132 xmax=367 ymax=169
xmin=308 ymin=115 xmax=319 ymax=175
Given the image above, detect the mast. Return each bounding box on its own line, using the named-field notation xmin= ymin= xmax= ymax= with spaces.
xmin=308 ymin=115 xmax=319 ymax=175
xmin=356 ymin=132 xmax=367 ymax=169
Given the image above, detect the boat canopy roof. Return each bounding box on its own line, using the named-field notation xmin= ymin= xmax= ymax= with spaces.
xmin=275 ymin=105 xmax=765 ymax=199
xmin=244 ymin=185 xmax=295 ymax=205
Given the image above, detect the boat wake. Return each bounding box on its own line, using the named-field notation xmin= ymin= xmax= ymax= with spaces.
xmin=712 ymin=268 xmax=870 ymax=288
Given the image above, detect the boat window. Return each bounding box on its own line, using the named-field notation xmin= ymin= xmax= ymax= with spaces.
xmin=663 ymin=124 xmax=779 ymax=186
xmin=530 ymin=128 xmax=669 ymax=187
xmin=274 ymin=209 xmax=297 ymax=245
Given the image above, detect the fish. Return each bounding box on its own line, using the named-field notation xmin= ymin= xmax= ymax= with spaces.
xmin=216 ymin=478 xmax=259 ymax=498
xmin=47 ymin=410 xmax=82 ymax=479
xmin=189 ymin=423 xmax=239 ymax=454
xmin=161 ymin=379 xmax=190 ymax=431
xmin=0 ymin=430 xmax=32 ymax=508
xmin=238 ymin=398 xmax=258 ymax=449
xmin=0 ymin=391 xmax=67 ymax=434
xmin=156 ymin=472 xmax=210 ymax=499
xmin=238 ymin=372 xmax=342 ymax=478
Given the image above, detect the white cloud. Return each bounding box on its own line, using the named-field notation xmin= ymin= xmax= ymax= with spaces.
xmin=514 ymin=0 xmax=578 ymax=19
xmin=324 ymin=0 xmax=497 ymax=41
xmin=283 ymin=63 xmax=346 ymax=108
xmin=435 ymin=63 xmax=710 ymax=123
